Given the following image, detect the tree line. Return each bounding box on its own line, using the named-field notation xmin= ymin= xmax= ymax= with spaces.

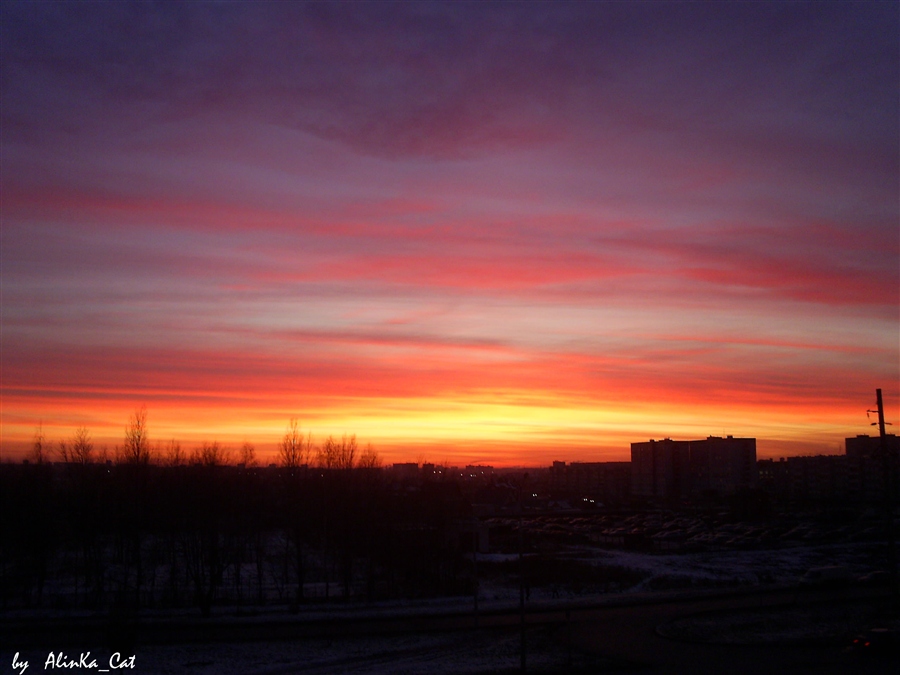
xmin=27 ymin=408 xmax=381 ymax=471
xmin=3 ymin=410 xmax=474 ymax=616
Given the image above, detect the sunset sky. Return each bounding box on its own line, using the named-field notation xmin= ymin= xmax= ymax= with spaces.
xmin=1 ymin=2 xmax=897 ymax=465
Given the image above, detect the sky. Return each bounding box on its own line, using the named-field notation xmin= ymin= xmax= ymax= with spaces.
xmin=1 ymin=1 xmax=898 ymax=466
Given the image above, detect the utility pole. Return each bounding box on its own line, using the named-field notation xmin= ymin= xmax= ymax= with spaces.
xmin=473 ymin=529 xmax=479 ymax=628
xmin=874 ymin=389 xmax=898 ymax=608
xmin=519 ymin=472 xmax=528 ymax=673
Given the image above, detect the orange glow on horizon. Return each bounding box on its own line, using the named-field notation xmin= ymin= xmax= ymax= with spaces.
xmin=2 ymin=383 xmax=895 ymax=467
xmin=2 ymin=4 xmax=896 ymax=470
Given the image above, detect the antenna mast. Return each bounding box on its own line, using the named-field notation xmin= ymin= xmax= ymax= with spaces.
xmin=874 ymin=389 xmax=898 ymax=607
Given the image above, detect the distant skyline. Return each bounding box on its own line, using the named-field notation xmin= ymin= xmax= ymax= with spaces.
xmin=1 ymin=2 xmax=897 ymax=465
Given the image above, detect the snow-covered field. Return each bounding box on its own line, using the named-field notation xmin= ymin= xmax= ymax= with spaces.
xmin=6 ymin=539 xmax=889 ymax=675
xmin=471 ymin=540 xmax=882 ymax=605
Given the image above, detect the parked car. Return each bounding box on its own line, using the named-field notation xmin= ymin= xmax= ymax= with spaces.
xmin=849 ymin=627 xmax=900 ymax=654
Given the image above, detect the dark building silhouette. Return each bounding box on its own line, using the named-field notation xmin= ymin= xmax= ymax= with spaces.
xmin=390 ymin=462 xmax=420 ymax=482
xmin=756 ymin=434 xmax=899 ymax=503
xmin=846 ymin=433 xmax=899 ymax=502
xmin=630 ymin=439 xmax=690 ymax=500
xmin=548 ymin=461 xmax=630 ymax=503
xmin=758 ymin=455 xmax=847 ymax=502
xmin=631 ymin=436 xmax=757 ymax=499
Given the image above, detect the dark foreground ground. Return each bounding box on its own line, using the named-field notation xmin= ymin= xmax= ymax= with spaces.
xmin=2 ymin=585 xmax=898 ymax=674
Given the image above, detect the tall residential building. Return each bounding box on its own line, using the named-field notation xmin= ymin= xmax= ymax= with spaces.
xmin=630 ymin=439 xmax=690 ymax=499
xmin=845 ymin=433 xmax=899 ymax=502
xmin=690 ymin=435 xmax=758 ymax=495
xmin=549 ymin=461 xmax=631 ymax=503
xmin=631 ymin=436 xmax=756 ymax=499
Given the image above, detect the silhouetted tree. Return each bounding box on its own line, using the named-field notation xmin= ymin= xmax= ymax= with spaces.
xmin=30 ymin=424 xmax=47 ymax=465
xmin=278 ymin=422 xmax=313 ymax=606
xmin=193 ymin=441 xmax=230 ymax=467
xmin=63 ymin=455 xmax=108 ymax=606
xmin=341 ymin=434 xmax=358 ymax=469
xmin=182 ymin=462 xmax=250 ymax=615
xmin=1 ymin=418 xmax=481 ymax=612
xmin=71 ymin=426 xmax=93 ymax=465
xmin=279 ymin=418 xmax=310 ymax=468
xmin=317 ymin=434 xmax=357 ymax=469
xmin=358 ymin=442 xmax=381 ymax=469
xmin=317 ymin=436 xmax=336 ymax=468
xmin=115 ymin=407 xmax=154 ymax=608
xmin=164 ymin=439 xmax=185 ymax=466
xmin=240 ymin=441 xmax=257 ymax=467
xmin=57 ymin=439 xmax=70 ymax=464
xmin=123 ymin=406 xmax=151 ymax=465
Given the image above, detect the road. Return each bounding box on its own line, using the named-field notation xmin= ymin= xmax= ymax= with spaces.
xmin=567 ymin=587 xmax=898 ymax=674
xmin=2 ymin=586 xmax=897 ymax=674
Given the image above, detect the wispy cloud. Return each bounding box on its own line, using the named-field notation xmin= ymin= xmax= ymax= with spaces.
xmin=1 ymin=1 xmax=896 ymax=462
